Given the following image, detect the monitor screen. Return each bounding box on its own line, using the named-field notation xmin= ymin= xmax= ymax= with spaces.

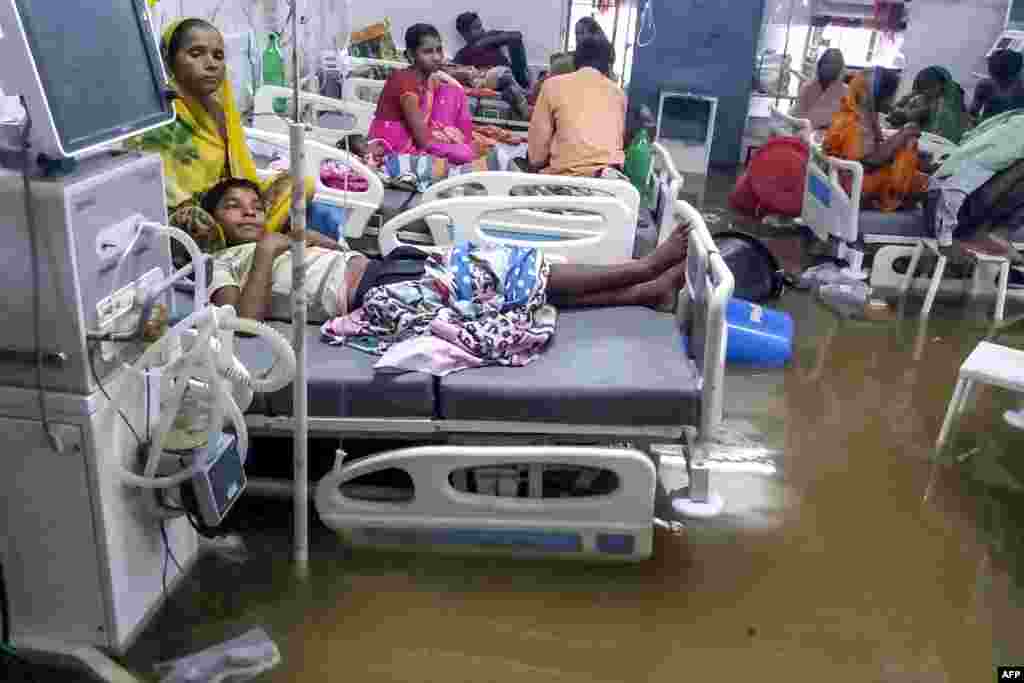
xmin=14 ymin=0 xmax=170 ymax=155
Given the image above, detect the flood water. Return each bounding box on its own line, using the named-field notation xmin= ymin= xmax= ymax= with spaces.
xmin=109 ymin=173 xmax=1024 ymax=680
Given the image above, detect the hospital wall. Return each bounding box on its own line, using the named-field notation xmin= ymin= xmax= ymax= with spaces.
xmin=900 ymin=0 xmax=1009 ymax=96
xmin=627 ymin=0 xmax=766 ymax=166
xmin=148 ymin=0 xmax=566 ymax=67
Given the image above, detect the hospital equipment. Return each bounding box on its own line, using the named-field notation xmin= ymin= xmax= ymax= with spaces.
xmin=0 ymin=0 xmax=172 ymax=161
xmin=316 ymin=446 xmax=657 ymax=561
xmin=656 ymin=91 xmax=717 ymax=177
xmin=0 ymin=3 xmax=297 ymax=678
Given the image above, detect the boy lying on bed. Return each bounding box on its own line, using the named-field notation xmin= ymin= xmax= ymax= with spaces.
xmin=206 ymin=177 xmax=691 ymax=324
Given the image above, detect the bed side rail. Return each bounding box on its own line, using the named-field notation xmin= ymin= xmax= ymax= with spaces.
xmin=768 ymin=107 xmax=813 ymax=143
xmin=342 ymin=77 xmax=386 ymax=105
xmin=376 ymin=195 xmax=636 ymax=265
xmin=675 ymin=199 xmax=734 ymax=438
xmin=244 ymin=127 xmax=384 ymax=239
xmin=648 ymin=142 xmax=684 ymax=246
xmin=253 ymin=85 xmax=376 ymax=140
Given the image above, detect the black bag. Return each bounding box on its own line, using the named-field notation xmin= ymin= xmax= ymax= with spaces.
xmin=713 ymin=231 xmax=786 ymax=302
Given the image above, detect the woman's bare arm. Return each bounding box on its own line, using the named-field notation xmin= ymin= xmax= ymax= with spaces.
xmin=400 ymin=93 xmax=433 ymax=149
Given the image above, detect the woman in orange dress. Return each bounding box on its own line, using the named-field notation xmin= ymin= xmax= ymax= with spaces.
xmin=823 ymin=67 xmax=929 ymax=211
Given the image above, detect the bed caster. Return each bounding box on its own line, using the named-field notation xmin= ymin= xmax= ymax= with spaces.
xmin=671 ymin=490 xmax=726 ymax=519
xmin=675 ymin=461 xmax=725 ymax=518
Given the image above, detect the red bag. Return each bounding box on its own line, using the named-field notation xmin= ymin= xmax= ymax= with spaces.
xmin=729 ymin=136 xmax=809 ymax=219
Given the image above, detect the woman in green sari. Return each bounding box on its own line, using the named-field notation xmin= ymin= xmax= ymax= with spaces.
xmin=889 ymin=66 xmax=970 ymax=144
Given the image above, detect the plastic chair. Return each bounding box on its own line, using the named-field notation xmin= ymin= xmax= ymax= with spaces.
xmin=935 ymin=341 xmax=1024 ymax=455
xmin=900 ymin=239 xmax=1010 ymax=322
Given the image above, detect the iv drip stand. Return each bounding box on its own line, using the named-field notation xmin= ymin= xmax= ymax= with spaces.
xmin=288 ymin=0 xmax=310 ymax=579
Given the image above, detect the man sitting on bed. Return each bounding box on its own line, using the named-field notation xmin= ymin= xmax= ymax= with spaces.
xmin=204 ymin=178 xmax=693 ymax=324
xmin=452 ymin=12 xmax=531 ymax=120
xmin=527 ymin=36 xmax=625 ymax=178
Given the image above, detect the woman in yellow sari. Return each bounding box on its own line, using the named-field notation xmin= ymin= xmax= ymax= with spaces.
xmin=823 ymin=67 xmax=929 ymax=212
xmin=127 ymin=18 xmax=313 ymax=253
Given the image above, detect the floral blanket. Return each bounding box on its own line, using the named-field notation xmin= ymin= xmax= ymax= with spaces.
xmin=321 ymin=243 xmax=556 ymax=376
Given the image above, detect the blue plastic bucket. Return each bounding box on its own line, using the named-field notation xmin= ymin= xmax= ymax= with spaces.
xmin=725 ymin=298 xmax=793 ymax=367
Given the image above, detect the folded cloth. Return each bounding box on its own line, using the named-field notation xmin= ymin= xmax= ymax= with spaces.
xmin=322 ymin=242 xmax=556 ymax=376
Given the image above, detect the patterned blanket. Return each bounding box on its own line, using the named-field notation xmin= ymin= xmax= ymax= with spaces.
xmin=321 ymin=243 xmax=555 ymax=376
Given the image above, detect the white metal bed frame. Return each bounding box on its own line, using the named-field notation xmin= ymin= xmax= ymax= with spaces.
xmin=243 ymin=126 xmax=384 ymax=240
xmin=242 ymin=197 xmax=735 ymax=560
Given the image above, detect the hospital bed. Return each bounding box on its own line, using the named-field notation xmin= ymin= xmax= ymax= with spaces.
xmin=253 ymin=85 xmax=377 ymax=142
xmin=243 ymin=126 xmax=383 ymax=239
xmin=800 ymin=140 xmax=1024 ymax=297
xmin=243 ymin=126 xmax=652 ymax=266
xmin=341 ymin=74 xmax=531 ymax=131
xmin=229 ymin=195 xmax=735 ymax=554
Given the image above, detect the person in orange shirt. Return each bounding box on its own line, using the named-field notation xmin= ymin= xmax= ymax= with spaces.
xmin=527 ymin=37 xmax=625 ymax=177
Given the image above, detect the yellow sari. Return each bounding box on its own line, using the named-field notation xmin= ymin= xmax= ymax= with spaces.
xmin=127 ymin=18 xmax=313 ymax=251
xmin=823 ymin=72 xmax=928 ymax=212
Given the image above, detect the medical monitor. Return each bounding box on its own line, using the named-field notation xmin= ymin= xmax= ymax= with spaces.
xmin=0 ymin=0 xmax=173 ymax=159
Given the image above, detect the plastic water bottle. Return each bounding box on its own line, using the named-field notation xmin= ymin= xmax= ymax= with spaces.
xmin=263 ymin=33 xmax=286 ymax=87
xmin=624 ymin=128 xmax=653 ymax=204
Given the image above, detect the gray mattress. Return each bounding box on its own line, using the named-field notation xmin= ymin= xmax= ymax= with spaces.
xmin=859 ymin=208 xmax=1024 ymax=242
xmin=234 ymin=326 xmax=436 ymax=419
xmin=859 ymin=208 xmax=926 ymax=239
xmin=235 ymin=307 xmax=701 ymax=427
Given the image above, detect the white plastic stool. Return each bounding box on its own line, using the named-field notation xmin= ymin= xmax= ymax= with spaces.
xmin=936 ymin=341 xmax=1024 ymax=455
xmin=900 ymin=239 xmax=1009 ymax=322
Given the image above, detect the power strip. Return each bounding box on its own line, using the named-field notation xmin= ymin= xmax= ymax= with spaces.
xmin=95 ymin=267 xmax=163 ymax=333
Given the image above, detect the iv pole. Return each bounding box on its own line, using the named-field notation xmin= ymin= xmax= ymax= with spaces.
xmin=287 ymin=0 xmax=309 ymax=578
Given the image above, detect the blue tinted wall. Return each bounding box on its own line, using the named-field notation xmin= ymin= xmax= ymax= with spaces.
xmin=628 ymin=0 xmax=765 ymax=166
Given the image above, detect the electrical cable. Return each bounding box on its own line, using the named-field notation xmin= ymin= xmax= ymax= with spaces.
xmin=88 ymin=346 xmax=143 ymax=447
xmin=160 ymin=521 xmax=185 ymax=575
xmin=18 ymin=97 xmax=60 ymax=454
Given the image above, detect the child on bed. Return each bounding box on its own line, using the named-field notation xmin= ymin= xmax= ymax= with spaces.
xmin=205 ymin=178 xmax=693 ymax=323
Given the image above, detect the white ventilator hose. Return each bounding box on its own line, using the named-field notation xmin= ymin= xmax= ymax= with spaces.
xmin=110 ymin=226 xmax=296 ymax=490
